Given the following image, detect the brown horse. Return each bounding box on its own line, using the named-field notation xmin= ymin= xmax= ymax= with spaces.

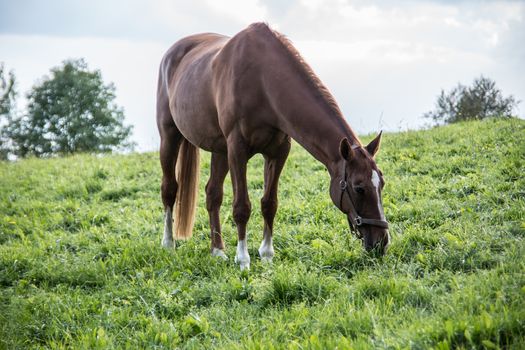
xmin=157 ymin=23 xmax=389 ymax=270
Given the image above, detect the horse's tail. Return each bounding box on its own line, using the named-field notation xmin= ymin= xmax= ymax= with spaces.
xmin=174 ymin=138 xmax=200 ymax=240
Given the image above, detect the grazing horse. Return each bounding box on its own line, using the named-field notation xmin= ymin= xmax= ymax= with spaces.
xmin=157 ymin=23 xmax=389 ymax=270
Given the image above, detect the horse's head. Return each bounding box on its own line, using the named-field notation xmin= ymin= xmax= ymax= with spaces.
xmin=330 ymin=132 xmax=390 ymax=255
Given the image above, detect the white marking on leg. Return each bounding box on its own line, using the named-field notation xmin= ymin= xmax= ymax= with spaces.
xmin=234 ymin=239 xmax=250 ymax=270
xmin=162 ymin=208 xmax=174 ymax=248
xmin=258 ymin=234 xmax=274 ymax=263
xmin=211 ymin=248 xmax=228 ymax=260
xmin=371 ymin=170 xmax=386 ymax=220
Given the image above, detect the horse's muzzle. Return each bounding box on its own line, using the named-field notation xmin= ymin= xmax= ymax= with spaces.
xmin=363 ymin=228 xmax=390 ymax=255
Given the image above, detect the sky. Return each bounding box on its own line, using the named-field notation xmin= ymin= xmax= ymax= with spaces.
xmin=1 ymin=0 xmax=524 ymax=152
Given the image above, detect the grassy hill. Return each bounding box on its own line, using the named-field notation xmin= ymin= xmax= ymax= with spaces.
xmin=1 ymin=118 xmax=524 ymax=349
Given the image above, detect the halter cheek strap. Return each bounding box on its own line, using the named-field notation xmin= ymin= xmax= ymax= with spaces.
xmin=339 ymin=146 xmax=389 ymax=238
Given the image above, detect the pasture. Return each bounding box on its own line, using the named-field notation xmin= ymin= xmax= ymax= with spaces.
xmin=1 ymin=118 xmax=524 ymax=349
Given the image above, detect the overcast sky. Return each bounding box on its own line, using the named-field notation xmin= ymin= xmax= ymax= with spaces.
xmin=1 ymin=0 xmax=524 ymax=151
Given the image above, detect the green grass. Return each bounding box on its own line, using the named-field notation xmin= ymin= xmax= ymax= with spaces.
xmin=1 ymin=118 xmax=524 ymax=349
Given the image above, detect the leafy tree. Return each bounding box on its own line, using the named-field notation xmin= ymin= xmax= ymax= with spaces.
xmin=424 ymin=76 xmax=519 ymax=124
xmin=2 ymin=59 xmax=134 ymax=158
xmin=0 ymin=63 xmax=16 ymax=117
xmin=0 ymin=63 xmax=17 ymax=160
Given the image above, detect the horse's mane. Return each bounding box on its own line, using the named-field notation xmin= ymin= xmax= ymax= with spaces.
xmin=247 ymin=23 xmax=361 ymax=145
xmin=267 ymin=26 xmax=344 ymax=119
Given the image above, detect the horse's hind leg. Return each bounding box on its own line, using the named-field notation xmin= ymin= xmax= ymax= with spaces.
xmin=259 ymin=139 xmax=290 ymax=262
xmin=157 ymin=84 xmax=183 ymax=248
xmin=159 ymin=128 xmax=182 ymax=248
xmin=206 ymin=152 xmax=229 ymax=259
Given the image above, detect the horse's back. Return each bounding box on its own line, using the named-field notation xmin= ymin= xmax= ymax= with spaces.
xmin=159 ymin=33 xmax=227 ymax=92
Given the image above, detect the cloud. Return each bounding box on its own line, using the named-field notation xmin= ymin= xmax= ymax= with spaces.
xmin=0 ymin=0 xmax=266 ymax=41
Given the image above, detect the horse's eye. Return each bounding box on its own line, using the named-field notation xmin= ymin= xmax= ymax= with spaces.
xmin=354 ymin=186 xmax=365 ymax=195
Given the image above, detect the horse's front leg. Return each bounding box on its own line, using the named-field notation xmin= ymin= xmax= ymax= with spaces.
xmin=227 ymin=136 xmax=252 ymax=270
xmin=206 ymin=152 xmax=229 ymax=259
xmin=260 ymin=140 xmax=290 ymax=262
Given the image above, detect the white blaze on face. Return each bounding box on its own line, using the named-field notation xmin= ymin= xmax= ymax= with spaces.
xmin=371 ymin=170 xmax=386 ymax=221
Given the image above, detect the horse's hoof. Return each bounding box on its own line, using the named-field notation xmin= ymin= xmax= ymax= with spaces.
xmin=162 ymin=238 xmax=174 ymax=248
xmin=211 ymin=248 xmax=228 ymax=260
xmin=258 ymin=247 xmax=274 ymax=263
xmin=235 ymin=256 xmax=250 ymax=271
xmin=260 ymin=256 xmax=273 ymax=264
xmin=239 ymin=261 xmax=250 ymax=271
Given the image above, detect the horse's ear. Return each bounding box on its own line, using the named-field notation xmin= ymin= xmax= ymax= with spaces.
xmin=339 ymin=138 xmax=354 ymax=161
xmin=365 ymin=131 xmax=382 ymax=158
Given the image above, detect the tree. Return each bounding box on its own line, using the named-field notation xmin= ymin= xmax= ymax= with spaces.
xmin=2 ymin=59 xmax=134 ymax=158
xmin=424 ymin=76 xmax=519 ymax=124
xmin=0 ymin=63 xmax=16 ymax=117
xmin=0 ymin=63 xmax=17 ymax=160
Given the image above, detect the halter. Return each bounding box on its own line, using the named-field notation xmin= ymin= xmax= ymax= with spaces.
xmin=339 ymin=145 xmax=389 ymax=239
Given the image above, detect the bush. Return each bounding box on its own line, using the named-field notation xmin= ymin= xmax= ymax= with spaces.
xmin=424 ymin=76 xmax=519 ymax=124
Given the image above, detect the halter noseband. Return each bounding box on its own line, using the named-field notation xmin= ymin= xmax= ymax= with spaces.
xmin=339 ymin=145 xmax=389 ymax=238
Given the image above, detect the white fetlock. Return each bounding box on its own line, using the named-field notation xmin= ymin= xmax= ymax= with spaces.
xmin=162 ymin=208 xmax=174 ymax=248
xmin=258 ymin=236 xmax=274 ymax=263
xmin=162 ymin=237 xmax=175 ymax=248
xmin=211 ymin=248 xmax=228 ymax=260
xmin=235 ymin=257 xmax=250 ymax=271
xmin=235 ymin=239 xmax=250 ymax=270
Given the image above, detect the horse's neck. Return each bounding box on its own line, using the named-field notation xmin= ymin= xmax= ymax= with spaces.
xmin=264 ymin=65 xmax=356 ymax=176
